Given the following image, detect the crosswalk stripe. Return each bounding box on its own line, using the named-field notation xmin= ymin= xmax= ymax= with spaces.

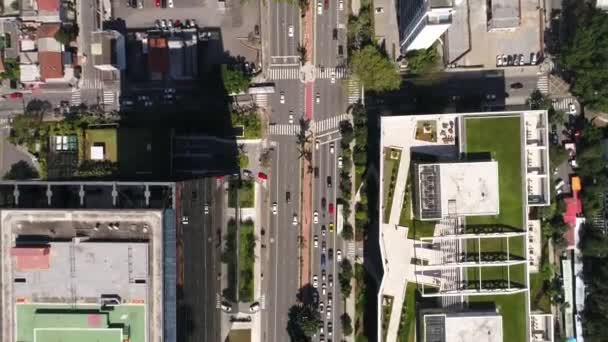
xmin=260 ymin=295 xmax=266 ymax=309
xmin=537 ymin=75 xmax=549 ymax=94
xmin=216 ymin=293 xmax=221 ymax=309
xmin=347 ymin=77 xmax=361 ymax=104
xmin=313 ymin=113 xmax=350 ymax=133
xmin=81 ymin=78 xmax=103 ymax=90
xmin=254 ymin=94 xmax=268 ymax=108
xmin=552 ymin=97 xmax=576 ymax=112
xmin=103 ymin=91 xmax=115 ymax=104
xmin=71 ymin=91 xmax=82 ymax=106
xmin=315 ymin=67 xmax=348 ymax=79
xmin=347 ymin=242 xmax=355 ymax=258
xmin=268 ymin=67 xmax=300 ymax=80
xmin=268 ymin=124 xmax=301 ymax=136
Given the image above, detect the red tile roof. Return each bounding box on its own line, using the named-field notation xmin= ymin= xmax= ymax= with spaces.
xmin=39 ymin=51 xmax=63 ymax=80
xmin=38 ymin=0 xmax=60 ymax=12
xmin=37 ymin=24 xmax=60 ymax=39
xmin=11 ymin=247 xmax=50 ymax=271
xmin=148 ymin=37 xmax=169 ymax=73
xmin=563 ymin=179 xmax=583 ymax=249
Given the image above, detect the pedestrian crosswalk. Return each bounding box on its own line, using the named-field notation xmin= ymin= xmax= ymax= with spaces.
xmin=537 ymin=74 xmax=549 ymax=94
xmin=552 ymin=97 xmax=576 ymax=112
xmin=268 ymin=67 xmax=301 ymax=80
xmin=81 ymin=77 xmax=103 ymax=90
xmin=71 ymin=91 xmax=82 ymax=106
xmin=313 ymin=113 xmax=350 ymax=133
xmin=268 ymin=124 xmax=301 ymax=136
xmin=315 ymin=67 xmax=348 ymax=80
xmin=103 ymin=90 xmax=115 ymax=104
xmin=253 ymin=94 xmax=269 ymax=108
xmin=347 ymin=242 xmax=355 ymax=258
xmin=260 ymin=295 xmax=266 ymax=309
xmin=347 ymin=77 xmax=361 ymax=104
xmin=215 ymin=293 xmax=221 ymax=309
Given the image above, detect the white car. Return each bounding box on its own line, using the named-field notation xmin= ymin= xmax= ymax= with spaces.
xmin=315 ymin=139 xmax=320 ymax=150
xmin=272 ymin=202 xmax=278 ymax=215
xmin=328 ymin=274 xmax=333 ymax=287
xmin=336 ymin=249 xmax=342 ymax=262
xmin=496 ymin=55 xmax=502 ymax=66
xmin=280 ymin=92 xmax=285 ymax=104
xmin=338 ymin=156 xmax=343 ymax=168
xmin=339 ymin=0 xmax=343 ymax=10
xmin=204 ymin=203 xmax=209 ymax=215
xmin=288 ymin=111 xmax=294 ymax=124
xmin=321 ymin=225 xmax=326 ymax=236
xmin=322 ymin=269 xmax=326 ymax=281
xmin=327 ymin=322 xmax=333 ymax=337
xmin=292 ymin=214 xmax=298 ymax=226
xmin=329 ymin=143 xmax=334 ymax=154
xmin=330 ymin=71 xmax=335 ymax=84
xmin=182 ymin=215 xmax=189 ymax=225
xmin=322 ymin=241 xmax=326 ymax=253
xmin=313 ymin=275 xmax=319 ymax=288
xmin=325 ymin=305 xmax=331 ymax=319
xmin=317 ymin=1 xmax=323 ymax=14
xmin=321 ymin=283 xmax=326 ymax=295
xmin=314 ymin=235 xmax=319 ymax=248
xmin=168 ymin=0 xmax=173 ymax=7
xmin=327 ymin=297 xmax=332 ymax=306
xmin=316 ymin=93 xmax=320 ymax=104
xmin=313 ymin=211 xmax=319 ymax=224
xmin=288 ymin=25 xmax=294 ymax=37
xmin=319 ymin=301 xmax=324 ymax=312
xmin=250 ymin=302 xmax=260 ymax=312
xmin=221 ymin=303 xmax=232 ymax=312
xmin=569 ymin=103 xmax=576 ymax=114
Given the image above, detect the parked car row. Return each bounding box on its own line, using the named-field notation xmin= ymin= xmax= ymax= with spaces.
xmin=127 ymin=0 xmax=174 ymax=8
xmin=154 ymin=19 xmax=197 ymax=30
xmin=496 ymin=52 xmax=541 ymax=67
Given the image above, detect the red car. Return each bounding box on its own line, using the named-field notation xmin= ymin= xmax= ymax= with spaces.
xmin=155 ymin=0 xmax=160 ymax=7
xmin=329 ymin=203 xmax=334 ymax=215
xmin=257 ymin=172 xmax=268 ymax=180
xmin=8 ymin=92 xmax=23 ymax=99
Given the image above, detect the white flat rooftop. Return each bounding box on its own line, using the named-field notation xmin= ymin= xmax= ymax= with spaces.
xmin=417 ymin=161 xmax=500 ymax=219
xmin=445 ymin=314 xmax=503 ymax=342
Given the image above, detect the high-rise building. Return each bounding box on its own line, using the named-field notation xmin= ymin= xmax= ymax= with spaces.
xmin=398 ymin=0 xmax=454 ymax=53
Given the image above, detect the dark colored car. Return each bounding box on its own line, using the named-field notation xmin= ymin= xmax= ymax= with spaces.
xmin=338 ymin=45 xmax=344 ymax=56
xmin=286 ymin=191 xmax=291 ymax=203
xmin=314 ymin=167 xmax=319 ymax=178
xmin=327 ymin=176 xmax=332 ymax=188
xmin=332 ymin=29 xmax=337 ymax=40
xmin=329 ymin=203 xmax=334 ymax=215
xmin=510 ymin=82 xmax=523 ymax=89
xmin=321 ymin=197 xmax=326 ymax=209
xmin=324 ymin=0 xmax=329 ymax=9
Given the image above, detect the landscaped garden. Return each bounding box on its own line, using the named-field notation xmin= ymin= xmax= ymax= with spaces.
xmin=397 ymin=283 xmax=418 ymax=342
xmin=468 ymin=292 xmax=527 ymax=342
xmin=382 ymin=147 xmax=402 ymax=223
xmin=238 ymin=219 xmax=255 ymax=302
xmin=381 ymin=295 xmax=394 ymax=341
xmin=398 ymin=174 xmax=437 ymax=239
xmin=414 ymin=120 xmax=437 ymax=142
xmin=222 ymin=219 xmax=238 ymax=301
xmin=228 ymin=180 xmax=255 ymax=208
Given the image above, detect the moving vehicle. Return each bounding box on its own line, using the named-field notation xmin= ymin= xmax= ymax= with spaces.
xmin=329 ymin=143 xmax=334 ymax=154
xmin=322 ymin=269 xmax=326 ymax=281
xmin=314 ymin=235 xmax=319 ymax=248
xmin=316 ymin=139 xmax=320 ymax=150
xmin=338 ymin=156 xmax=343 ymax=168
xmin=332 ymin=29 xmax=337 ymax=40
xmin=182 ymin=215 xmax=189 ymax=225
xmin=316 ymin=93 xmax=320 ymax=103
xmin=329 ymin=222 xmax=334 ymax=233
xmin=327 ymin=176 xmax=332 ymax=188
xmin=168 ymin=0 xmax=173 ymax=7
xmin=328 ymin=274 xmax=333 ymax=287
xmin=510 ymin=82 xmax=523 ymax=89
xmin=317 ymin=1 xmax=322 ymax=14
xmin=280 ymin=92 xmax=285 ymax=104
xmin=339 ymin=0 xmax=343 ymax=10
xmin=321 ymin=225 xmax=326 ymax=236
xmin=314 ymin=211 xmax=319 ymax=224
xmin=321 ymin=282 xmax=327 ymax=295
xmin=272 ymin=202 xmax=278 ymax=215
xmin=293 ymin=214 xmax=298 ymax=226
xmin=155 ymin=0 xmax=160 ymax=7
xmin=289 ymin=111 xmax=294 ymax=124
xmin=322 ymin=240 xmax=326 ymax=253
xmin=321 ymin=197 xmax=326 ymax=209
xmin=314 ymin=167 xmax=319 ymax=178
xmin=288 ymin=25 xmax=294 ymax=37
xmin=313 ymin=275 xmax=319 ymax=288
xmin=328 ymin=248 xmax=333 ymax=260
xmin=496 ymin=55 xmax=502 ymax=66
xmin=204 ymin=203 xmax=209 ymax=215
xmin=321 ymin=254 xmax=326 ymax=267
xmin=8 ymin=92 xmax=23 ymax=99
xmin=329 ymin=203 xmax=334 ymax=215
xmin=257 ymin=172 xmax=268 ymax=180
xmin=336 ymin=249 xmax=342 ymax=262
xmin=286 ymin=191 xmax=291 ymax=203
xmin=249 ymin=302 xmax=260 ymax=312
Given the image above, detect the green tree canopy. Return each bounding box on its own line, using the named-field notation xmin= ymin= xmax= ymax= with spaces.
xmin=350 ymin=45 xmax=401 ymax=92
xmin=405 ymin=46 xmax=439 ymax=74
xmin=287 ymin=304 xmax=321 ymax=341
xmin=4 ymin=161 xmax=38 ymax=180
xmin=221 ymin=65 xmax=250 ymax=95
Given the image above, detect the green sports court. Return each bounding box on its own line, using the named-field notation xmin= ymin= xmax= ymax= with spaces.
xmin=16 ymin=304 xmax=146 ymax=342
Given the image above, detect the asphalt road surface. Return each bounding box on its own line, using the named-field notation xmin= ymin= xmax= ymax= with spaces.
xmin=177 ymin=178 xmax=222 ymax=342
xmin=314 ymin=0 xmax=346 ymax=67
xmin=313 ymin=79 xmax=347 ymax=122
xmin=311 ymin=136 xmax=344 ymax=341
xmin=262 ymin=135 xmax=303 ymax=342
xmin=269 ymin=0 xmax=300 ymax=64
xmin=270 ymin=79 xmax=305 ymax=123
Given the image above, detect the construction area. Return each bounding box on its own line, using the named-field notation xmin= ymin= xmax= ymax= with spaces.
xmin=0 ymin=210 xmax=165 ymax=342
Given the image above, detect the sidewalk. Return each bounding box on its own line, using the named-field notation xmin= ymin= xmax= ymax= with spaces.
xmin=252 ymin=182 xmax=263 ymax=342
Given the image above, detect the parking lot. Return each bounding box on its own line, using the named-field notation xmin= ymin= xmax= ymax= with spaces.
xmin=112 ymin=0 xmax=261 ymax=63
xmin=449 ymin=0 xmax=541 ymax=68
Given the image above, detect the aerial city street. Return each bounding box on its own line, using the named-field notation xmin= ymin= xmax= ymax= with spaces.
xmin=0 ymin=0 xmax=605 ymax=341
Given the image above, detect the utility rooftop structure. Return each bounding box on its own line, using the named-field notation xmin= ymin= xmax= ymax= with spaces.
xmin=414 ymin=161 xmax=500 ymax=220
xmin=488 ymin=0 xmax=520 ymax=30
xmin=13 ymin=241 xmax=149 ymax=302
xmin=424 ymin=312 xmax=503 ymax=342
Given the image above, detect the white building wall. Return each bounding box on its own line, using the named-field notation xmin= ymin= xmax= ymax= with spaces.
xmin=406 ymin=23 xmax=451 ymax=51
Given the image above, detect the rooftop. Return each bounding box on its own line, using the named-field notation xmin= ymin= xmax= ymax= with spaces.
xmin=38 ymin=51 xmax=63 ymax=80
xmin=13 ymin=241 xmax=149 ymax=302
xmin=37 ymin=0 xmax=60 ymax=12
xmin=489 ymin=0 xmax=520 ymax=29
xmin=424 ymin=313 xmax=503 ymax=342
xmin=416 ymin=161 xmax=500 ymax=220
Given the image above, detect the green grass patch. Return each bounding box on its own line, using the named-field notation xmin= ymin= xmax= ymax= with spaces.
xmin=17 ymin=304 xmax=146 ymax=342
xmin=354 ymin=263 xmax=367 ymax=339
xmin=238 ymin=220 xmax=255 ymax=302
xmin=231 ymin=112 xmax=261 ymax=139
xmin=228 ymin=180 xmax=255 ymax=208
xmin=468 ymin=293 xmax=526 ymax=342
xmin=382 ymin=147 xmax=402 ymax=223
xmin=529 ymin=273 xmax=552 ymax=313
xmin=406 ymin=220 xmax=437 ymax=240
xmin=397 ymin=283 xmax=418 ymax=342
xmin=239 ymin=154 xmax=249 ymax=168
xmin=464 ymin=116 xmax=523 ymax=230
xmin=83 ymin=127 xmax=118 ymax=162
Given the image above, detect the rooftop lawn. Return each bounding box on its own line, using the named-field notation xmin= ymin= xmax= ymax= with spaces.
xmin=397 ymin=283 xmax=418 ymax=342
xmin=468 ymin=292 xmax=527 ymax=342
xmin=382 ymin=147 xmax=402 ymax=224
xmin=464 ymin=116 xmax=523 ymax=230
xmin=83 ymin=127 xmax=118 ymax=162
